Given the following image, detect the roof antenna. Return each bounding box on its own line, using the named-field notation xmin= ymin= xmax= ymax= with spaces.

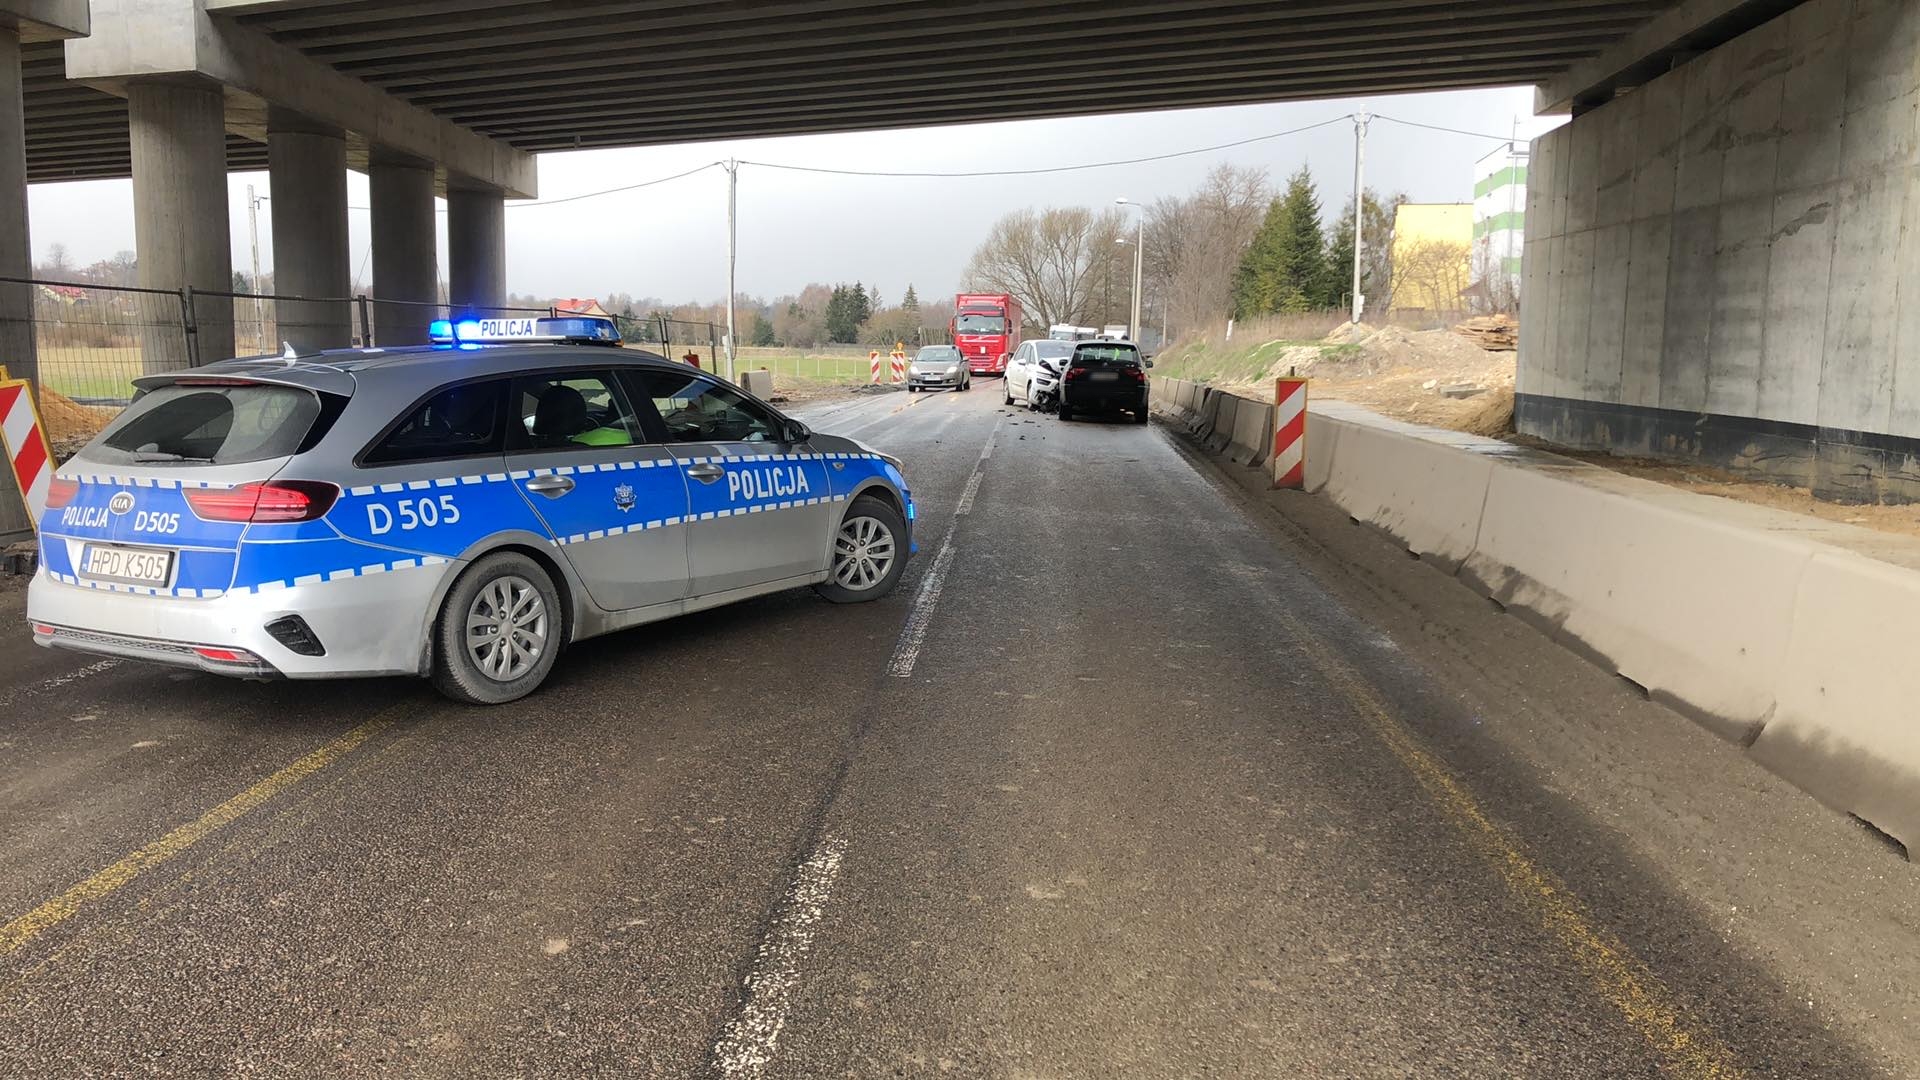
xmin=282 ymin=341 xmax=298 ymax=363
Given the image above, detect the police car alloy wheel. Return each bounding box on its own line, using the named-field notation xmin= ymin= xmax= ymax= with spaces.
xmin=815 ymin=497 xmax=908 ymax=604
xmin=432 ymin=552 xmax=564 ymax=705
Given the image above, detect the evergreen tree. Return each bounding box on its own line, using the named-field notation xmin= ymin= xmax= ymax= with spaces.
xmin=825 ymin=283 xmax=868 ymax=343
xmin=1233 ymin=167 xmax=1334 ymax=317
xmin=1324 ymin=189 xmax=1400 ymax=320
xmin=902 ymin=283 xmax=919 ymax=312
xmin=751 ymin=314 xmax=777 ymax=347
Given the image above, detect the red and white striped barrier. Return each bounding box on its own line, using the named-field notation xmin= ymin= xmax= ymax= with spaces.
xmin=870 ymin=350 xmax=882 ymax=383
xmin=890 ymin=349 xmax=906 ymax=384
xmin=1272 ymin=376 xmax=1308 ymax=489
xmin=0 ymin=378 xmax=52 ymax=527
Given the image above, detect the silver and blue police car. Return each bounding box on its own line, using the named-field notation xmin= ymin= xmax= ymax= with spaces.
xmin=26 ymin=316 xmax=915 ymax=704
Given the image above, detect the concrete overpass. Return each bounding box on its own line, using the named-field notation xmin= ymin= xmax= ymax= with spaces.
xmin=0 ymin=0 xmax=1913 ymax=496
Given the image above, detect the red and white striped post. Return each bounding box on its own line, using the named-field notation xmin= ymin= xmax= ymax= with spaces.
xmin=889 ymin=348 xmax=906 ymax=384
xmin=1272 ymin=376 xmax=1308 ymax=489
xmin=869 ymin=350 xmax=882 ymax=383
xmin=0 ymin=379 xmax=53 ymax=527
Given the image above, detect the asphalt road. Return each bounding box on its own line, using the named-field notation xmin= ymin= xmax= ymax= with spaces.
xmin=1 ymin=383 xmax=1915 ymax=1078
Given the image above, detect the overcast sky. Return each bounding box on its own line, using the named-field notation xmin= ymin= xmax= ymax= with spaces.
xmin=26 ymin=86 xmax=1562 ymax=306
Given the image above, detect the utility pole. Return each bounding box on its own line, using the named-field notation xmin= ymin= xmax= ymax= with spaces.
xmin=246 ymin=185 xmax=265 ymax=349
xmin=1350 ymin=108 xmax=1371 ymax=326
xmin=246 ymin=184 xmax=261 ymax=295
xmin=1128 ymin=214 xmax=1143 ymax=343
xmin=723 ymin=159 xmax=739 ymax=382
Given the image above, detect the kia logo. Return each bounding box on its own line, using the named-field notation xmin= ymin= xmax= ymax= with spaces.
xmin=108 ymin=491 xmax=134 ymax=515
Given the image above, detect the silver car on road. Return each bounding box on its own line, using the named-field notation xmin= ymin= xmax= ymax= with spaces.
xmin=28 ymin=318 xmax=916 ymax=704
xmin=906 ymin=345 xmax=972 ymax=392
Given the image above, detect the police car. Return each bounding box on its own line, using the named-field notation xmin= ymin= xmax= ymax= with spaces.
xmin=26 ymin=316 xmax=915 ymax=704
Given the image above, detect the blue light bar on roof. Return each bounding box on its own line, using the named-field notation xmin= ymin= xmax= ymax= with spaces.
xmin=428 ymin=315 xmax=621 ymax=346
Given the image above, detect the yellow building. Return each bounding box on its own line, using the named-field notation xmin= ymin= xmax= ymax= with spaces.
xmin=1389 ymin=203 xmax=1474 ymax=319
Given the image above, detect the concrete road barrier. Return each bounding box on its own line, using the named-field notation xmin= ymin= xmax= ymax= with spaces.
xmin=1227 ymin=396 xmax=1273 ymax=467
xmin=1170 ymin=377 xmax=1920 ymax=851
xmin=742 ymin=369 xmax=775 ymax=398
xmin=1754 ymin=551 xmax=1920 ymax=847
xmin=1317 ymin=402 xmax=1496 ymax=572
xmin=1192 ymin=388 xmax=1224 ymax=443
xmin=1466 ymin=461 xmax=1807 ymax=743
xmin=1206 ymin=394 xmax=1239 ymax=453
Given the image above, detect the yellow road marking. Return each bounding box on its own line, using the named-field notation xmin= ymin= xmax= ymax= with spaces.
xmin=1288 ymin=631 xmax=1748 ymax=1080
xmin=0 ymin=715 xmax=396 ymax=958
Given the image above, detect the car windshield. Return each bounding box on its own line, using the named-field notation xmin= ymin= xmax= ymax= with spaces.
xmin=1074 ymin=343 xmax=1141 ymax=364
xmin=955 ymin=313 xmax=1005 ymax=335
xmin=88 ymin=382 xmax=325 ymax=465
xmin=916 ymin=347 xmax=960 ymax=362
xmin=1034 ymin=341 xmax=1074 ymax=359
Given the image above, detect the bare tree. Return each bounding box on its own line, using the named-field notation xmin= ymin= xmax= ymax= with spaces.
xmin=963 ymin=206 xmax=1128 ymax=327
xmin=1393 ymin=239 xmax=1473 ymax=325
xmin=1143 ymin=164 xmax=1270 ymax=339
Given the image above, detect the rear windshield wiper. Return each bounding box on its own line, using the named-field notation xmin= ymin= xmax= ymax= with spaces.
xmin=130 ymin=452 xmax=216 ymax=463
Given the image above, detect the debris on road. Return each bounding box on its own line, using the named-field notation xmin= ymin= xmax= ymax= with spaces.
xmin=3 ymin=542 xmax=36 ymax=578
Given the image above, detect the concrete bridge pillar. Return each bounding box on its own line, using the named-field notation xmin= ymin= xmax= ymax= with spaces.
xmin=447 ymin=185 xmax=505 ymax=316
xmin=266 ymin=108 xmax=349 ymax=351
xmin=369 ymin=148 xmax=437 ymax=346
xmin=129 ymin=79 xmax=231 ymax=368
xmin=0 ymin=25 xmax=32 ymax=390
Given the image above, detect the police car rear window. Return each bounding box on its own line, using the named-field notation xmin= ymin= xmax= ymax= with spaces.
xmin=365 ymin=381 xmax=506 ymax=464
xmin=90 ymin=383 xmax=326 ymax=466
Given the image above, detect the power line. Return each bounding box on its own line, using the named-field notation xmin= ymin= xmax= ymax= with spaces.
xmin=334 ymin=160 xmax=724 ymax=211
xmin=1371 ymin=114 xmax=1517 ymax=143
xmin=302 ymin=113 xmax=1514 ymax=221
xmin=512 ymin=160 xmax=725 ymax=207
xmin=735 ymin=115 xmax=1355 ymax=178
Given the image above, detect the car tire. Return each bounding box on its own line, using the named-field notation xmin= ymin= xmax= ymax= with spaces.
xmin=908 ymin=386 xmax=920 ymax=393
xmin=431 ymin=551 xmax=563 ymax=706
xmin=815 ymin=496 xmax=909 ymax=604
xmin=1134 ymin=407 xmax=1150 ymax=424
xmin=1003 ymin=383 xmax=1015 ymax=406
xmin=1059 ymin=404 xmax=1075 ymax=421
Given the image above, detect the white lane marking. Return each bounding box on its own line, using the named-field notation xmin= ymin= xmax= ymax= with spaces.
xmin=712 ymin=835 xmax=849 ymax=1079
xmin=887 ymin=538 xmax=959 ymax=679
xmin=887 ymin=419 xmax=999 ymax=679
xmin=0 ymin=659 xmax=122 ymax=709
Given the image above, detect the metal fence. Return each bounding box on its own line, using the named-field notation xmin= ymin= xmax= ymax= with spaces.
xmin=629 ymin=316 xmax=724 ymax=373
xmin=4 ymin=278 xmax=922 ymax=418
xmin=3 ymin=275 xmax=559 ymax=407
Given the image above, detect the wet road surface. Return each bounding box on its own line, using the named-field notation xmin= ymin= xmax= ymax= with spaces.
xmin=1 ymin=384 xmax=1915 ymax=1078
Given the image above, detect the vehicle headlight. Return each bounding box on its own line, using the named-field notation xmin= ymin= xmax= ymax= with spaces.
xmin=946 ymin=364 xmax=961 ymax=374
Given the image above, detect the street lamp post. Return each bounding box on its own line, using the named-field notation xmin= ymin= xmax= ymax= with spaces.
xmin=1116 ymin=197 xmax=1143 ymax=341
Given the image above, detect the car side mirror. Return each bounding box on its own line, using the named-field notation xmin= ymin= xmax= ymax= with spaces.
xmin=784 ymin=420 xmax=811 ymax=443
xmin=1144 ymin=357 xmax=1155 ymax=367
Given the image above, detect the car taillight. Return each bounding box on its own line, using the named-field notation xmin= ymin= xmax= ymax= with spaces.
xmin=1124 ymin=367 xmax=1145 ymax=381
xmin=1067 ymin=366 xmax=1090 ymax=380
xmin=44 ymin=476 xmax=78 ymax=509
xmin=183 ymin=480 xmax=338 ymax=523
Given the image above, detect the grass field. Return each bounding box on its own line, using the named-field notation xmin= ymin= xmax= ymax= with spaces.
xmin=33 ymin=347 xmax=153 ymax=402
xmin=25 ymin=346 xmax=882 ymax=404
xmin=733 ymin=353 xmax=877 ymax=384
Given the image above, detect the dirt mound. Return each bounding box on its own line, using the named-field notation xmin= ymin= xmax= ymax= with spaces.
xmin=38 ymin=388 xmax=116 ymax=460
xmin=1456 ymin=385 xmax=1516 ymax=437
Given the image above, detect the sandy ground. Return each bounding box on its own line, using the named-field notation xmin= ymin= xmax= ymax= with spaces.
xmin=1194 ymin=321 xmax=1920 ymax=541
xmin=1305 ymin=324 xmax=1517 ymax=437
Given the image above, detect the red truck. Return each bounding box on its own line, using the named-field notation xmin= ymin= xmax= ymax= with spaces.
xmin=950 ymin=293 xmax=1022 ymax=376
